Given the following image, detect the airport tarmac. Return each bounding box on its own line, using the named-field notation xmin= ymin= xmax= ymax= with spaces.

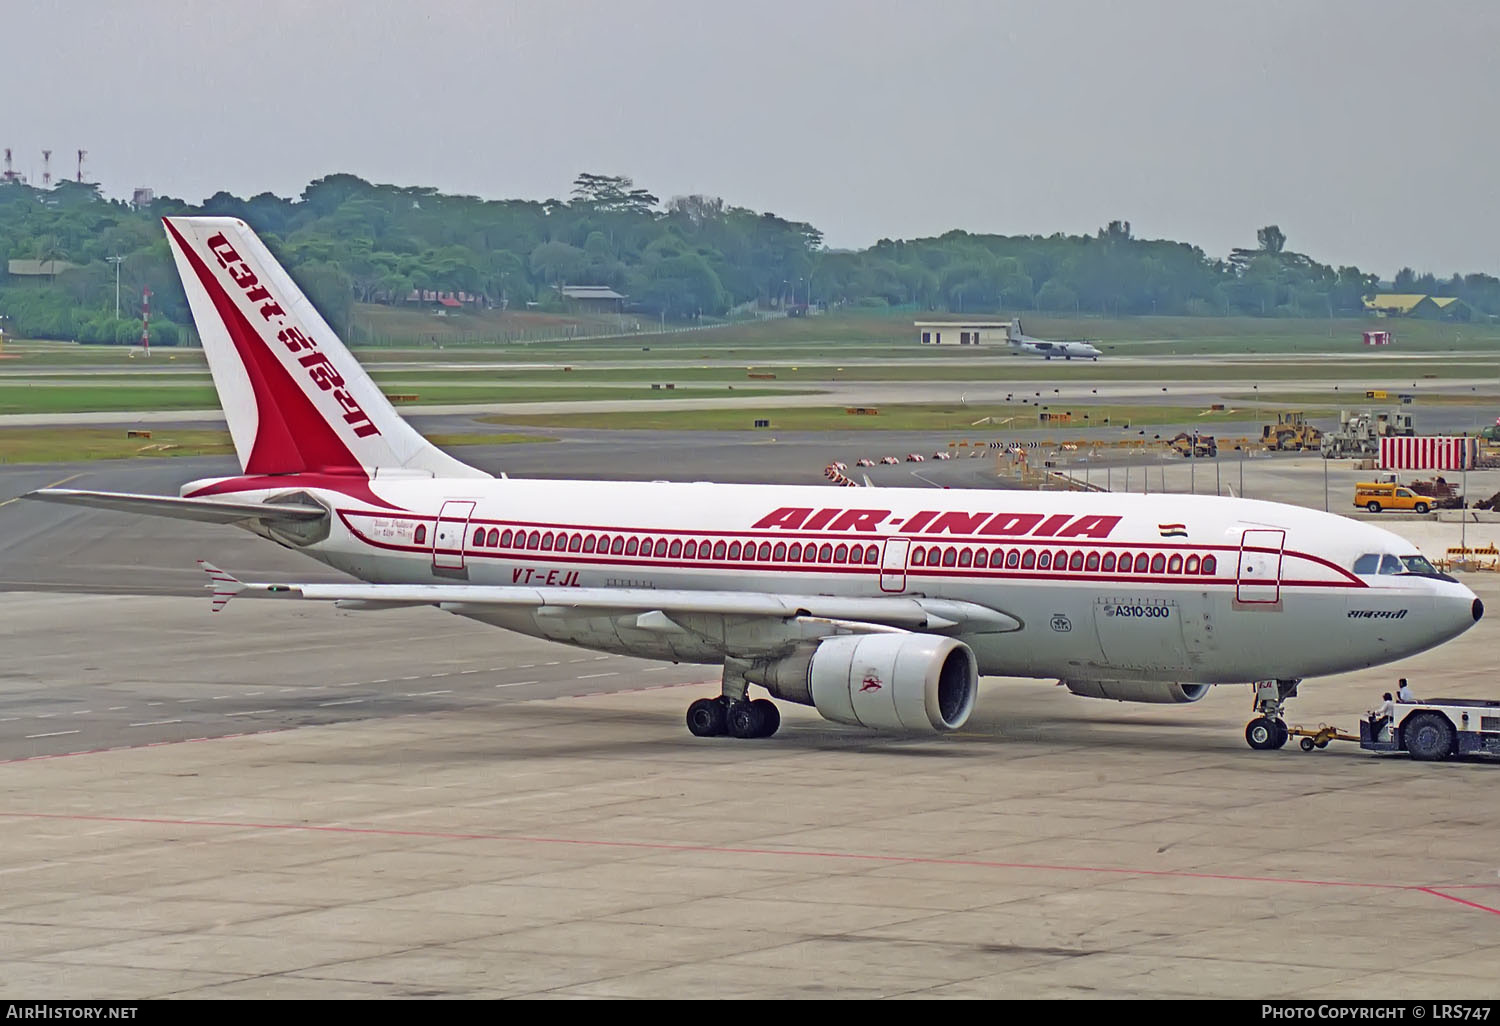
xmin=2 ymin=432 xmax=1499 ymax=998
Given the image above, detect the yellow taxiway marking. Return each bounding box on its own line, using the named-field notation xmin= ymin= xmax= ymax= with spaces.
xmin=0 ymin=472 xmax=82 ymax=509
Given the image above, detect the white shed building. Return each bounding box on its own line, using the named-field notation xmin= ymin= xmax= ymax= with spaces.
xmin=914 ymin=321 xmax=1009 ymax=345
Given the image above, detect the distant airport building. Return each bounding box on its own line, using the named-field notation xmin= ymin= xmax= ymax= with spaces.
xmin=914 ymin=320 xmax=1009 ymax=345
xmin=1363 ymin=294 xmax=1472 ymax=321
xmin=6 ymin=258 xmax=78 ymax=283
xmin=556 ymin=285 xmax=626 ymax=314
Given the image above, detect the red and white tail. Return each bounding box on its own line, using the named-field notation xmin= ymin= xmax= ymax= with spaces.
xmin=163 ymin=217 xmax=486 ymax=480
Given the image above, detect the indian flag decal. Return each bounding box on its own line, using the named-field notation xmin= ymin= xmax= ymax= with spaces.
xmin=1159 ymin=523 xmax=1188 ymax=538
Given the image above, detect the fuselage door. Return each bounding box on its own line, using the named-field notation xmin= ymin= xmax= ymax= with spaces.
xmin=433 ymin=500 xmax=476 ymax=571
xmin=880 ymin=536 xmax=911 ymax=593
xmin=1236 ymin=528 xmax=1285 ymax=604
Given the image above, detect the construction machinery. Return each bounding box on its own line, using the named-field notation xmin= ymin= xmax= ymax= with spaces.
xmin=1260 ymin=411 xmax=1323 ymax=452
xmin=1321 ymin=407 xmax=1416 ymax=460
xmin=1166 ymin=432 xmax=1217 ymax=458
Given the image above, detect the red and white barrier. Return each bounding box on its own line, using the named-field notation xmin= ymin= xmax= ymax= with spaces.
xmin=1379 ymin=436 xmax=1479 ymax=470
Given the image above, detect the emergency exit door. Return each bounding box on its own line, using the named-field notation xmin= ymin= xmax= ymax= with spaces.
xmin=880 ymin=537 xmax=911 ymax=592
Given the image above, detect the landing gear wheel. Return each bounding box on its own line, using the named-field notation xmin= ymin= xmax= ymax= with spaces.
xmin=1246 ymin=717 xmax=1287 ymax=751
xmin=686 ymin=698 xmax=727 ymax=738
xmin=727 ymin=701 xmax=763 ymax=739
xmin=1403 ymin=713 xmax=1455 ymax=761
xmin=1300 ymin=737 xmax=1316 ymax=752
xmin=749 ymin=699 xmax=780 ymax=738
xmin=1273 ymin=719 xmax=1289 ymax=749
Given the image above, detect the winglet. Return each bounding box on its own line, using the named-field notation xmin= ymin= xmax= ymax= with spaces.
xmin=198 ymin=560 xmax=245 ymax=612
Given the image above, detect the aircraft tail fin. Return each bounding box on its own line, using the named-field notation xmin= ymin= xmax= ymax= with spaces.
xmin=162 ymin=217 xmax=486 ymax=481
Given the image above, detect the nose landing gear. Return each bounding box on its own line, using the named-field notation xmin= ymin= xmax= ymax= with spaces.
xmin=1245 ymin=679 xmax=1300 ymax=751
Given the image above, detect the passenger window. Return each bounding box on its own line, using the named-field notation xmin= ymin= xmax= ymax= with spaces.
xmin=1069 ymin=551 xmax=1084 ymax=571
xmin=958 ymin=548 xmax=972 ymax=568
xmin=1038 ymin=552 xmax=1051 ymax=569
xmin=728 ymin=541 xmax=742 ymax=559
xmin=1380 ymin=554 xmax=1403 ymax=574
xmin=865 ymin=544 xmax=879 ymax=563
xmin=625 ymin=538 xmax=639 ymax=556
xmin=569 ymin=534 xmax=583 ymax=552
xmin=683 ymin=540 xmax=696 ymax=559
xmin=713 ymin=541 xmax=727 ymax=559
xmin=1353 ymin=553 xmax=1379 ymax=575
xmin=788 ymin=542 xmax=803 ymax=561
xmin=973 ymin=549 xmax=987 ymax=568
xmin=773 ymin=542 xmax=787 ymax=561
xmin=911 ymin=547 xmax=926 ymax=567
xmin=654 ymin=539 xmax=668 ymax=558
xmin=610 ymin=536 xmax=624 ymax=555
xmin=541 ymin=533 xmax=554 ymax=551
xmin=1202 ymin=555 xmax=1217 ymax=575
xmin=474 ymin=527 xmax=486 ymax=547
xmin=527 ymin=531 xmax=541 ymax=550
xmin=834 ymin=543 xmax=848 ymax=563
xmin=1185 ymin=554 xmax=1200 ymax=573
xmin=500 ymin=529 xmax=513 ymax=548
xmin=1101 ymin=552 xmax=1116 ymax=572
xmin=1053 ymin=549 xmax=1067 ymax=569
xmin=1117 ymin=551 xmax=1131 ymax=571
xmin=414 ymin=524 xmax=427 ymax=545
xmin=583 ymin=534 xmax=596 ymax=553
xmin=819 ymin=544 xmax=833 ymax=562
xmin=669 ymin=539 xmax=683 ymax=558
xmin=1150 ymin=554 xmax=1166 ymax=574
xmin=759 ymin=542 xmax=772 ymax=560
xmin=1021 ymin=550 xmax=1036 ymax=569
xmin=1006 ymin=550 xmax=1020 ymax=569
xmin=1085 ymin=552 xmax=1100 ymax=571
xmin=942 ymin=547 xmax=957 ymax=567
xmin=1168 ymin=554 xmax=1183 ymax=574
xmin=1134 ymin=554 xmax=1149 ymax=573
xmin=743 ymin=543 xmax=756 ymax=561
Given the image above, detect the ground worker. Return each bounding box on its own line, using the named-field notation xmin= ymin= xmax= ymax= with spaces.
xmin=1368 ymin=692 xmax=1396 ymax=741
xmin=1397 ymin=678 xmax=1416 ymax=703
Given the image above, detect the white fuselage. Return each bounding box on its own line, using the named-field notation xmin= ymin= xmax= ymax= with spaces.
xmin=191 ymin=475 xmax=1480 ymax=685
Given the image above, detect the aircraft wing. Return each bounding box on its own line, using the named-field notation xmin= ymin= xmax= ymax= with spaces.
xmin=198 ymin=562 xmax=1021 ymax=635
xmin=26 ymin=489 xmax=327 ymax=525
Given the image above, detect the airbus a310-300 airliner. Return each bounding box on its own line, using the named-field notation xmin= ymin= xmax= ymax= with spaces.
xmin=28 ymin=219 xmax=1483 ymax=750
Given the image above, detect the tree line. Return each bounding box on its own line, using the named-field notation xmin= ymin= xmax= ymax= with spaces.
xmin=1 ymin=173 xmax=1496 ymax=345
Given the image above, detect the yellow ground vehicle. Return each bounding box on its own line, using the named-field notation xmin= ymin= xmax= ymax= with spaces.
xmin=1261 ymin=411 xmax=1323 ymax=451
xmin=1353 ymin=482 xmax=1431 ymax=514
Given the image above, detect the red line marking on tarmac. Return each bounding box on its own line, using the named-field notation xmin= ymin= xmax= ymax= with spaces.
xmin=1414 ymin=888 xmax=1500 ymax=916
xmin=0 ymin=808 xmax=1494 ymax=915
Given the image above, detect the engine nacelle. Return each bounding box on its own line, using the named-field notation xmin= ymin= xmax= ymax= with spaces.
xmin=1063 ymin=679 xmax=1211 ymax=704
xmin=748 ymin=634 xmax=978 ymax=733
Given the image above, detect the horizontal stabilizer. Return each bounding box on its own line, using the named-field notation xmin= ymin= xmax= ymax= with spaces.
xmin=26 ymin=488 xmax=327 ymax=525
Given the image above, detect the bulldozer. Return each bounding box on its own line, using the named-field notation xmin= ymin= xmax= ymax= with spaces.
xmin=1167 ymin=432 xmax=1217 ymax=458
xmin=1261 ymin=411 xmax=1323 ymax=452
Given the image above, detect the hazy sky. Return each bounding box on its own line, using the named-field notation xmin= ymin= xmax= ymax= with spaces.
xmin=7 ymin=0 xmax=1497 ymax=277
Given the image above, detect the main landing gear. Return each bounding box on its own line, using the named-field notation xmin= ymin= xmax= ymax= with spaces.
xmin=686 ymin=659 xmax=781 ymax=739
xmin=1245 ymin=679 xmax=1301 ymax=751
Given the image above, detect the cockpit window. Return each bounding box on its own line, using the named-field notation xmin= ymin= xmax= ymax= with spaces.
xmin=1400 ymin=554 xmax=1438 ymax=575
xmin=1379 ymin=555 xmax=1404 ymax=575
xmin=1353 ymin=553 xmax=1380 ymax=575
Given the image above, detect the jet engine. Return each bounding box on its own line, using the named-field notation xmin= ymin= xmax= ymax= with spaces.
xmin=1063 ymin=679 xmax=1210 ymax=704
xmin=748 ymin=634 xmax=977 ymax=732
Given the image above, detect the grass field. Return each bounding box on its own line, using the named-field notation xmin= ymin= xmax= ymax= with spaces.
xmin=0 ymin=428 xmax=553 ymax=465
xmin=480 ymin=403 xmax=1245 ymax=433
